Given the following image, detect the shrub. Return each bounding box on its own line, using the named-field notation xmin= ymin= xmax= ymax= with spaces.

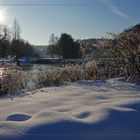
xmin=36 ymin=65 xmax=82 ymax=88
xmin=36 ymin=68 xmax=63 ymax=88
xmin=62 ymin=65 xmax=81 ymax=82
xmin=85 ymin=60 xmax=97 ymax=80
xmin=116 ymin=26 xmax=140 ymax=82
xmin=0 ymin=65 xmax=29 ymax=96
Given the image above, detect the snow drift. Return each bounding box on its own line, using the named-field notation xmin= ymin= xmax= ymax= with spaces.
xmin=0 ymin=79 xmax=140 ymax=140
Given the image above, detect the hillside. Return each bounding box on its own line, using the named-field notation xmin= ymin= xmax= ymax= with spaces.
xmin=81 ymin=38 xmax=102 ymax=45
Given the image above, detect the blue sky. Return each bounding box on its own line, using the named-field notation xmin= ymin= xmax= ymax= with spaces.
xmin=0 ymin=0 xmax=140 ymax=45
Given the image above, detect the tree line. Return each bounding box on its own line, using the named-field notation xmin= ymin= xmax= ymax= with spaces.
xmin=0 ymin=19 xmax=82 ymax=66
xmin=0 ymin=18 xmax=38 ymax=65
xmin=47 ymin=33 xmax=82 ymax=59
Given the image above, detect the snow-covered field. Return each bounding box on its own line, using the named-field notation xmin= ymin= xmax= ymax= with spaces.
xmin=0 ymin=78 xmax=140 ymax=140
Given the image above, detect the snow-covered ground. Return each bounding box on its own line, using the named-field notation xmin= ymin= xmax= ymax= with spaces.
xmin=0 ymin=78 xmax=140 ymax=140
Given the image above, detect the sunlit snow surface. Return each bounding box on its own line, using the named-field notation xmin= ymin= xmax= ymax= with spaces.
xmin=0 ymin=78 xmax=140 ymax=140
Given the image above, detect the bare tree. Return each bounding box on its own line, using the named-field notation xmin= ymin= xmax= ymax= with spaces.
xmin=12 ymin=18 xmax=21 ymax=40
xmin=116 ymin=26 xmax=140 ymax=82
xmin=0 ymin=25 xmax=10 ymax=57
xmin=11 ymin=18 xmax=21 ymax=66
xmin=0 ymin=25 xmax=8 ymax=42
xmin=96 ymin=33 xmax=121 ymax=79
xmin=48 ymin=33 xmax=58 ymax=58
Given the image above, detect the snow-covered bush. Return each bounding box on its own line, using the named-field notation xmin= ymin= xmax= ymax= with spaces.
xmin=0 ymin=65 xmax=29 ymax=95
xmin=98 ymin=65 xmax=117 ymax=80
xmin=116 ymin=25 xmax=140 ymax=83
xmin=36 ymin=68 xmax=63 ymax=88
xmin=85 ymin=60 xmax=97 ymax=80
xmin=62 ymin=65 xmax=81 ymax=82
xmin=36 ymin=65 xmax=81 ymax=88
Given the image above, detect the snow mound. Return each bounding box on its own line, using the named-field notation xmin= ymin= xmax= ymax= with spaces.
xmin=0 ymin=78 xmax=140 ymax=140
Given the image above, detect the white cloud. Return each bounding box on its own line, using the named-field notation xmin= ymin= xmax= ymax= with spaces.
xmin=101 ymin=0 xmax=130 ymax=19
xmin=109 ymin=4 xmax=129 ymax=19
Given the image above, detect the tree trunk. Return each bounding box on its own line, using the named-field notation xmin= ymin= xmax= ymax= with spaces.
xmin=16 ymin=55 xmax=20 ymax=66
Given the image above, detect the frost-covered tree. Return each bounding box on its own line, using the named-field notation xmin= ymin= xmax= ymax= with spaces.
xmin=116 ymin=24 xmax=140 ymax=82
